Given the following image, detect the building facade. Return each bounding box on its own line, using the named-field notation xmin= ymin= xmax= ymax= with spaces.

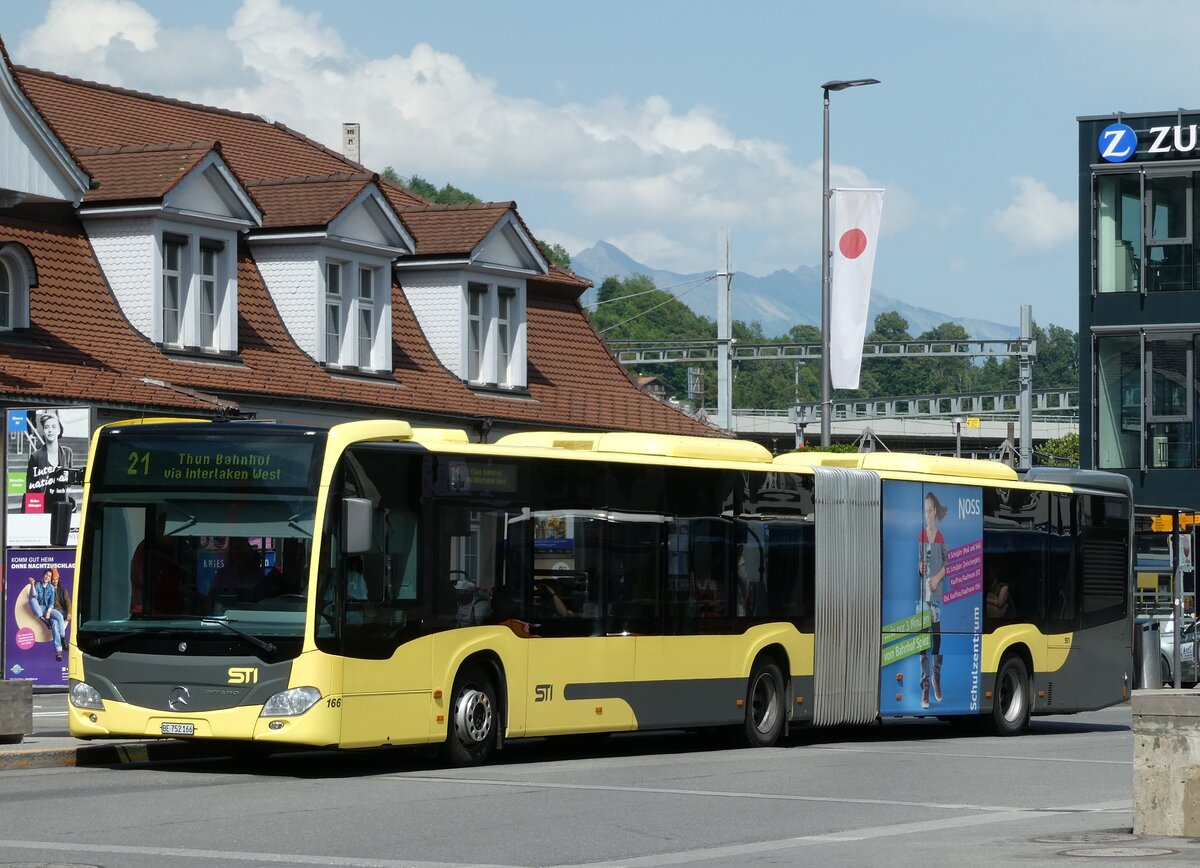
xmin=1079 ymin=110 xmax=1200 ymax=508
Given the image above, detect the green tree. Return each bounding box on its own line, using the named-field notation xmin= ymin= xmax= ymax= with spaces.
xmin=913 ymin=321 xmax=974 ymax=395
xmin=859 ymin=311 xmax=915 ymax=397
xmin=404 ymin=175 xmax=482 ymax=206
xmin=538 ymin=241 xmax=571 ymax=270
xmin=590 ymin=275 xmax=716 ymax=400
xmin=1037 ymin=431 xmax=1079 ymax=466
xmin=380 ymin=165 xmax=401 ymax=183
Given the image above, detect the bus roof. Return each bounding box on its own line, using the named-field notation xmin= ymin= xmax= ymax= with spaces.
xmin=494 ymin=430 xmax=772 ymax=463
xmin=774 ymin=451 xmax=1020 ymax=482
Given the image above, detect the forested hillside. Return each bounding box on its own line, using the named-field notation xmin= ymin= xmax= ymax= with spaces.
xmin=589 ymin=275 xmax=1078 ymax=410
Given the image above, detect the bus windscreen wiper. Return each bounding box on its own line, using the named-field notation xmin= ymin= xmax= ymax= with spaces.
xmin=200 ymin=617 xmax=277 ymax=654
xmin=87 ymin=627 xmax=172 ymax=649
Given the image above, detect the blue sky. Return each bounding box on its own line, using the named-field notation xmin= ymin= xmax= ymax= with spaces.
xmin=3 ymin=0 xmax=1197 ymax=330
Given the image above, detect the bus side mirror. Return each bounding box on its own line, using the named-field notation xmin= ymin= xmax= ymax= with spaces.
xmin=342 ymin=497 xmax=373 ymax=554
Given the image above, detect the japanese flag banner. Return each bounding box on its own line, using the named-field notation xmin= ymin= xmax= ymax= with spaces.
xmin=830 ymin=188 xmax=884 ymax=390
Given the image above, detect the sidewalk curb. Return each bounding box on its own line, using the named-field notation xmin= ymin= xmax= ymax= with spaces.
xmin=0 ymin=740 xmax=207 ymax=771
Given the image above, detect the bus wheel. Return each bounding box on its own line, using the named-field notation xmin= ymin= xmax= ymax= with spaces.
xmin=1161 ymin=656 xmax=1172 ymax=687
xmin=743 ymin=659 xmax=785 ymax=747
xmin=990 ymin=656 xmax=1030 ymax=736
xmin=444 ymin=664 xmax=496 ymax=766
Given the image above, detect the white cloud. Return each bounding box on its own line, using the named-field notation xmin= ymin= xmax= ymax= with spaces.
xmin=21 ymin=0 xmax=158 ymax=78
xmin=988 ymin=177 xmax=1076 ymax=254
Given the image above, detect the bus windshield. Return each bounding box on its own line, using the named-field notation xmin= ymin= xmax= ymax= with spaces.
xmin=76 ymin=427 xmax=323 ymax=646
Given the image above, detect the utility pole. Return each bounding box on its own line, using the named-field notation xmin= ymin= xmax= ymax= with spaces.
xmin=1018 ymin=304 xmax=1034 ymax=469
xmin=716 ymin=232 xmax=733 ymax=430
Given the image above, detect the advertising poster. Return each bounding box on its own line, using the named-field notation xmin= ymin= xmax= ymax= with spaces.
xmin=6 ymin=407 xmax=90 ymax=548
xmin=5 ymin=548 xmax=75 ymax=686
xmin=880 ymin=480 xmax=984 ymax=716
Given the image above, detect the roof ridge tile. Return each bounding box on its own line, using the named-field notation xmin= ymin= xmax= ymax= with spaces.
xmin=15 ymin=65 xmax=267 ymax=122
xmin=248 ymin=171 xmax=376 ymax=188
xmin=73 ymin=140 xmax=218 ymax=157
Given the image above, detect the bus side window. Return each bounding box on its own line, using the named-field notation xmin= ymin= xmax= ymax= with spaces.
xmin=1046 ymin=493 xmax=1078 ymax=630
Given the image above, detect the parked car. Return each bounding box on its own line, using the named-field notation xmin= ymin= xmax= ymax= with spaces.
xmin=1158 ymin=617 xmax=1198 ymax=686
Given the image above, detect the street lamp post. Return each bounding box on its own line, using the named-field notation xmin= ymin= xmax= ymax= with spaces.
xmin=820 ymin=78 xmax=879 ymax=447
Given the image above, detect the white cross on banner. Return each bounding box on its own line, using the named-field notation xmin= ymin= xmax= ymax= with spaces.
xmin=830 ymin=188 xmax=884 ymax=390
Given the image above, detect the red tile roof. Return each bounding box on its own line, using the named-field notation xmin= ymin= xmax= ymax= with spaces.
xmin=247 ymin=173 xmax=376 ymax=230
xmin=17 ymin=67 xmax=362 ymax=186
xmin=74 ymin=142 xmax=217 ymax=204
xmin=398 ymin=202 xmax=510 ymax=257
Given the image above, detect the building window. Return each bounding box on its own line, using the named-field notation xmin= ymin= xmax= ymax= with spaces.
xmin=0 ymin=244 xmax=32 ymax=331
xmin=325 ymin=260 xmax=343 ymax=365
xmin=1146 ymin=337 xmax=1193 ymax=467
xmin=497 ymin=287 xmax=515 ymax=386
xmin=0 ymin=259 xmax=11 ymax=330
xmin=157 ymin=231 xmax=231 ymax=353
xmin=357 ymin=267 xmax=374 ymax=369
xmin=467 ymin=282 xmax=485 ymax=382
xmin=1096 ymin=335 xmax=1141 ymax=469
xmin=199 ymin=244 xmax=218 ymax=350
xmin=1146 ymin=175 xmax=1193 ymax=293
xmin=1096 ymin=332 xmax=1200 ymax=469
xmin=321 ymin=258 xmax=387 ymax=372
xmin=1096 ymin=174 xmax=1141 ymax=294
xmin=1095 ymin=171 xmax=1200 ymax=294
xmin=162 ymin=236 xmax=184 ymax=346
xmin=464 ymin=280 xmax=523 ymax=387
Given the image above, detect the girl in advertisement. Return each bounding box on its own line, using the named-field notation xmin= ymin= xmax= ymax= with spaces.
xmin=919 ymin=491 xmax=948 ymax=709
xmin=23 ymin=410 xmax=74 ymax=513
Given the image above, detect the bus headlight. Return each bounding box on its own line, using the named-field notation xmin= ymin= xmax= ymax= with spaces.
xmin=261 ymin=686 xmax=321 ymax=717
xmin=69 ymin=679 xmax=104 ymax=711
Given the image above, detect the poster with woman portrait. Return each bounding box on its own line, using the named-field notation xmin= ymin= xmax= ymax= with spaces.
xmin=5 ymin=407 xmax=90 ymax=548
xmin=879 ymin=480 xmax=984 ymax=717
xmin=5 ymin=548 xmax=75 ymax=685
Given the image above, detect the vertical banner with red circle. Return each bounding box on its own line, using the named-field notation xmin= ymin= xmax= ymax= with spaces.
xmin=829 ymin=187 xmax=884 ymax=390
xmin=5 ymin=548 xmax=75 ymax=685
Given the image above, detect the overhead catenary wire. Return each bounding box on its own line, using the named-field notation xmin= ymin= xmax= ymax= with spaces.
xmin=595 ymin=274 xmax=718 ymax=335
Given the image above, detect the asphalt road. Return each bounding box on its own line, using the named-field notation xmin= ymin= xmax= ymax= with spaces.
xmin=0 ymin=702 xmax=1195 ymax=867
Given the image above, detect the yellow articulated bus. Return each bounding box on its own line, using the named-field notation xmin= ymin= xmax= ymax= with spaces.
xmin=67 ymin=419 xmax=1133 ymax=764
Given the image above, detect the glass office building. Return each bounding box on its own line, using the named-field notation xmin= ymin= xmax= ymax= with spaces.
xmin=1080 ymin=111 xmax=1200 ymax=504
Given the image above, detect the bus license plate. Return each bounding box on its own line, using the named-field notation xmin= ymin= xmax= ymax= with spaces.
xmin=161 ymin=722 xmax=195 ymax=736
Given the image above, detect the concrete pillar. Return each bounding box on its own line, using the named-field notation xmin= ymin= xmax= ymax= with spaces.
xmin=0 ymin=679 xmax=33 ymax=743
xmin=1133 ymin=690 xmax=1200 ymax=836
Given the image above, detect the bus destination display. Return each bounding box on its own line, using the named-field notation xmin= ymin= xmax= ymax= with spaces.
xmin=98 ymin=436 xmax=318 ymax=491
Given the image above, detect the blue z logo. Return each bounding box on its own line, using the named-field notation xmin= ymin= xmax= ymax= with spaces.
xmin=1099 ymin=123 xmax=1137 ymax=163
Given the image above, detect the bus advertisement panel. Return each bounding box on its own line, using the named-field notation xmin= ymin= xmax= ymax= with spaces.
xmin=880 ymin=481 xmax=984 ymax=716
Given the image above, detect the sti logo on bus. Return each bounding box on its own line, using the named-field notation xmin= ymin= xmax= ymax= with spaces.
xmin=958 ymin=497 xmax=981 ymax=520
xmin=228 ymin=667 xmax=259 ymax=685
xmin=1099 ymin=123 xmax=1136 ymax=163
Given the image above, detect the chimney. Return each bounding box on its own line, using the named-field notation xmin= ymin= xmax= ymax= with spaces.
xmin=342 ymin=123 xmax=361 ymax=163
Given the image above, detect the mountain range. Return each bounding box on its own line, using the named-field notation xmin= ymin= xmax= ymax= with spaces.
xmin=570 ymin=241 xmax=1019 ymax=340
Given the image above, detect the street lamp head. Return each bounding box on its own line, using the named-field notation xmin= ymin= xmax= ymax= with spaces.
xmin=821 ymin=78 xmax=880 ymax=92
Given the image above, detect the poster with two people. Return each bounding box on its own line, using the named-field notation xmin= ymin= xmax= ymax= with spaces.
xmin=880 ymin=480 xmax=984 ymax=716
xmin=4 ymin=407 xmax=89 ymax=685
xmin=5 ymin=548 xmax=75 ymax=685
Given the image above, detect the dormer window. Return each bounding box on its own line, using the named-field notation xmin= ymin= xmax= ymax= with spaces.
xmin=357 ymin=266 xmax=375 ymax=369
xmin=155 ymin=227 xmax=235 ymax=354
xmin=161 ymin=235 xmax=184 ymax=345
xmin=0 ymin=258 xmax=13 ymax=330
xmin=465 ymin=280 xmax=524 ymax=388
xmin=322 ymin=256 xmax=386 ymax=371
xmin=0 ymin=242 xmax=34 ymax=332
xmin=325 ymin=260 xmax=343 ymax=363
